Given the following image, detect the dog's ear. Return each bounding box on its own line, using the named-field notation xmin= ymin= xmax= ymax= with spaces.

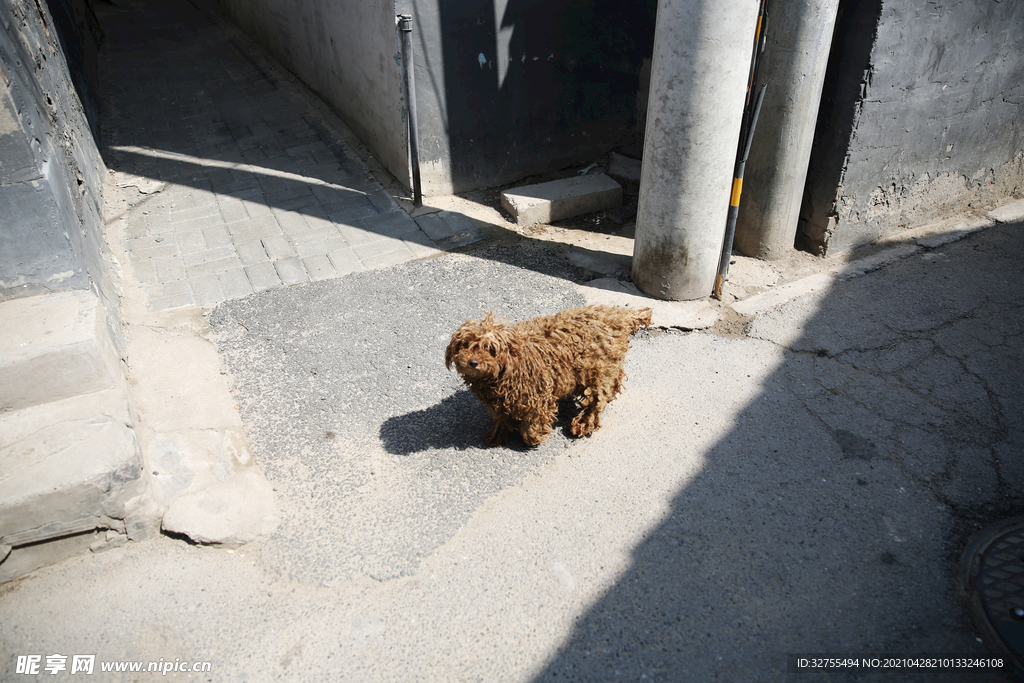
xmin=445 ymin=327 xmax=465 ymax=370
xmin=444 ymin=337 xmax=455 ymax=370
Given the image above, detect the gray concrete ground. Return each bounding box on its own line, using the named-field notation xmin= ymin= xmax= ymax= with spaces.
xmin=2 ymin=0 xmax=1023 ymax=681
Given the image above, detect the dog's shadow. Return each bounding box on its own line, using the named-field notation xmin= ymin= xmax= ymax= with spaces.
xmin=377 ymin=391 xmax=510 ymax=455
xmin=380 ymin=392 xmax=583 ymax=455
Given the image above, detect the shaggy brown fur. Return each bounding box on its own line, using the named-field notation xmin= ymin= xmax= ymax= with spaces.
xmin=445 ymin=305 xmax=652 ymax=447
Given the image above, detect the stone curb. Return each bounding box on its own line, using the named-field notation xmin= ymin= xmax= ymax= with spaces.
xmin=578 ymin=278 xmax=719 ymax=330
xmin=731 ymin=214 xmax=1000 ymax=318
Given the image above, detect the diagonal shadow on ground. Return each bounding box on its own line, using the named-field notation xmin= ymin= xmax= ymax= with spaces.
xmin=527 ymin=222 xmax=1024 ymax=682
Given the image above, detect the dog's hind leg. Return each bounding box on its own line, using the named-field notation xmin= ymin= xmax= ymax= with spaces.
xmin=571 ymin=369 xmax=620 ymax=437
xmin=570 ymin=388 xmax=599 ymax=437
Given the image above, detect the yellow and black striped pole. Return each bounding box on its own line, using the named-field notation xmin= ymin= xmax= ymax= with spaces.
xmin=714 ymin=83 xmax=766 ymax=299
xmin=714 ymin=0 xmax=769 ymax=300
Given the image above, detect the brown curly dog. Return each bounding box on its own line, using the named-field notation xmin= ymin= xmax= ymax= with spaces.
xmin=445 ymin=305 xmax=652 ymax=447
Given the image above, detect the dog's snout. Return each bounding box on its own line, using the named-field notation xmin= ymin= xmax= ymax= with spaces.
xmin=468 ymin=359 xmax=479 ymax=368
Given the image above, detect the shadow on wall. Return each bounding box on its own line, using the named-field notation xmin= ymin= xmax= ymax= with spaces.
xmin=428 ymin=0 xmax=656 ymax=192
xmin=529 ymin=223 xmax=1024 ymax=680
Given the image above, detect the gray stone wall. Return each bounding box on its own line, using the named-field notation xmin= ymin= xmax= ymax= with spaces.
xmin=801 ymin=0 xmax=1024 ymax=255
xmin=0 ymin=0 xmax=108 ymax=301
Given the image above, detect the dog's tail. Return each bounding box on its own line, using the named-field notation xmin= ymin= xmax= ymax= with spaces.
xmin=630 ymin=307 xmax=653 ymax=334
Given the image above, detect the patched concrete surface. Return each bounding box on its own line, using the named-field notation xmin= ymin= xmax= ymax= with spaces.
xmin=162 ymin=469 xmax=279 ymax=547
xmin=579 ymin=277 xmax=718 ymax=330
xmin=205 ymin=245 xmax=592 ymax=583
xmin=112 ymin=258 xmax=277 ymax=546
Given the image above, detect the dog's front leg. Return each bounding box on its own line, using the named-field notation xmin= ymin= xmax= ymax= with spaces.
xmin=483 ymin=408 xmax=514 ymax=447
xmin=518 ymin=396 xmax=558 ymax=446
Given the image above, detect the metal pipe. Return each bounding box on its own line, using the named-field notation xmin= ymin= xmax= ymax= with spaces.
xmin=714 ymin=83 xmax=767 ymax=299
xmin=397 ymin=15 xmax=422 ymax=206
xmin=713 ymin=0 xmax=770 ymax=299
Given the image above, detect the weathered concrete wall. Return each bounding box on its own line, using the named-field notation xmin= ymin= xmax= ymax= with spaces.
xmin=215 ymin=0 xmax=409 ymax=191
xmin=801 ymin=0 xmax=1024 ymax=255
xmin=405 ymin=0 xmax=656 ymax=195
xmin=0 ymin=0 xmax=108 ymax=302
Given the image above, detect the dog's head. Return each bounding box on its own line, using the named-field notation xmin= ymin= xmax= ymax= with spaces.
xmin=445 ymin=312 xmax=511 ymax=381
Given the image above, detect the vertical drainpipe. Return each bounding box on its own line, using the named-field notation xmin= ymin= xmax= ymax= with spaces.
xmin=397 ymin=14 xmax=422 ymax=206
xmin=632 ymin=0 xmax=762 ymax=301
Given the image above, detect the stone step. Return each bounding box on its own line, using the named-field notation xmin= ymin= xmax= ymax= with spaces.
xmin=501 ymin=173 xmax=622 ymax=226
xmin=607 ymin=152 xmax=643 ymax=187
xmin=0 ymin=290 xmax=122 ymax=412
xmin=0 ymin=290 xmax=145 ymax=582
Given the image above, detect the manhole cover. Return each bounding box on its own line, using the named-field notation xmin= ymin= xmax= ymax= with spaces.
xmin=962 ymin=516 xmax=1024 ymax=678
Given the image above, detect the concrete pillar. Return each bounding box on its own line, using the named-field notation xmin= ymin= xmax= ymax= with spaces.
xmin=632 ymin=0 xmax=761 ymax=301
xmin=733 ymin=0 xmax=840 ymax=260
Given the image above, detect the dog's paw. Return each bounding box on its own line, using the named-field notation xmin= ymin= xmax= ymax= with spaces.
xmin=570 ymin=415 xmax=600 ymax=438
xmin=520 ymin=422 xmax=553 ymax=447
xmin=484 ymin=424 xmax=511 ymax=447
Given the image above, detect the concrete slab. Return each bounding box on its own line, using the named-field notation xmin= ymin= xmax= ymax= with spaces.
xmin=567 ymin=249 xmax=630 ymax=277
xmin=414 ymin=210 xmax=485 ymax=250
xmin=732 ymin=272 xmax=835 ymax=316
xmin=989 ymin=197 xmax=1024 ymax=223
xmin=116 ymin=302 xmax=278 ymax=548
xmin=874 ymin=215 xmax=995 ymax=249
xmin=606 ymin=152 xmax=642 ymax=185
xmin=501 ymin=174 xmax=622 ymax=226
xmin=0 ymin=289 xmax=146 ymax=582
xmin=161 ymin=468 xmax=279 ymax=547
xmin=0 ymin=290 xmax=121 ymax=412
xmin=913 ymin=218 xmax=995 ymax=248
xmin=578 ymin=277 xmax=718 ymax=330
xmin=833 ymin=243 xmax=921 ymax=279
xmin=0 ymin=530 xmax=99 ymax=585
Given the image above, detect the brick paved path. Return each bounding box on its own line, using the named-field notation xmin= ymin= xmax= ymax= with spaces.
xmin=98 ymin=0 xmax=477 ymax=310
